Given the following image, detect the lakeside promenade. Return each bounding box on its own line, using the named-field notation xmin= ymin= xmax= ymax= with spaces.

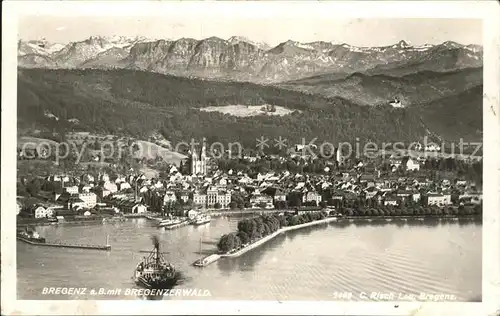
xmin=220 ymin=216 xmax=338 ymax=258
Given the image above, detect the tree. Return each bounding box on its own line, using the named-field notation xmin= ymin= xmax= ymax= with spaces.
xmin=217 ymin=234 xmax=235 ymax=253
xmin=214 ymin=202 xmax=222 ymax=209
xmin=237 ymin=231 xmax=250 ymax=244
xmin=288 ymin=192 xmax=302 ymax=207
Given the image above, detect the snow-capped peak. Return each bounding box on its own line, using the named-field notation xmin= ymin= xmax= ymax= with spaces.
xmin=227 ymin=36 xmax=271 ymax=50
xmin=392 ymin=40 xmax=411 ymax=49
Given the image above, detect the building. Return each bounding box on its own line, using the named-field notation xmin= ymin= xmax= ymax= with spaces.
xmin=118 ymin=182 xmax=132 ymax=191
xmin=216 ymin=190 xmax=232 ymax=208
xmin=132 ymin=204 xmax=147 ymax=214
xmin=406 ymin=158 xmax=420 ymax=171
xmin=163 ymin=191 xmax=177 ymax=205
xmin=249 ymin=191 xmax=274 ymax=209
xmin=390 ymin=97 xmax=405 ymax=108
xmin=76 ymin=192 xmax=97 ymax=208
xmin=397 ymin=190 xmax=421 ymax=203
xmin=384 ymin=196 xmax=400 ymax=206
xmin=426 ymin=194 xmax=452 ymax=206
xmin=192 ymin=191 xmax=207 ymax=206
xmin=33 ymin=205 xmax=49 ymax=219
xmin=64 ymin=186 xmax=79 ymax=194
xmin=273 ymin=189 xmax=287 ymax=202
xmin=302 ymin=191 xmax=322 ymax=205
xmin=103 ymin=181 xmax=118 ymax=194
xmin=191 ymin=138 xmax=208 ymax=176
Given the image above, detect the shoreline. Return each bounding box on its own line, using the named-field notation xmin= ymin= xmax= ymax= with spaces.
xmin=220 ymin=217 xmax=338 ymax=258
xmin=341 ymin=215 xmax=481 ymax=220
xmin=215 ymin=214 xmax=481 ymax=260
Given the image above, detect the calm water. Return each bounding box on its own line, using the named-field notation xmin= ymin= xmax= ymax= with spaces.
xmin=17 ymin=216 xmax=482 ymax=301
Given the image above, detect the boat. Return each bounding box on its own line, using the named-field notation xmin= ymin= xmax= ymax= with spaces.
xmin=192 ymin=214 xmax=211 ymax=226
xmin=193 ymin=254 xmax=220 ymax=267
xmin=132 ymin=236 xmax=179 ymax=289
xmin=158 ymin=218 xmax=183 ymax=228
xmin=17 ymin=227 xmax=46 ymax=243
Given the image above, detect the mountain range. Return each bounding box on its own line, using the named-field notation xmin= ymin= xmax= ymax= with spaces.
xmin=279 ymin=67 xmax=482 ymax=106
xmin=16 ymin=35 xmax=483 ymax=146
xmin=18 ymin=36 xmax=482 ymax=83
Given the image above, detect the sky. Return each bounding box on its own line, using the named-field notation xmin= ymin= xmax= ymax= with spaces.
xmin=19 ymin=16 xmax=482 ymax=47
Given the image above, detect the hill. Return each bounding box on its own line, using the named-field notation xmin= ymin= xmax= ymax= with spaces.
xmin=419 ymin=86 xmax=483 ymax=141
xmin=278 ymin=67 xmax=482 ymax=107
xmin=17 ymin=68 xmax=481 ymax=151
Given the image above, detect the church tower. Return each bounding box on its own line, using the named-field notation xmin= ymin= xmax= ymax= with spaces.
xmin=191 ymin=138 xmax=208 ymax=176
xmin=200 ymin=138 xmax=207 ymax=175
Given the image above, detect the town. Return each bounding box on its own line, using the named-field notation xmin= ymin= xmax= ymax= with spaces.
xmin=16 ymin=134 xmax=483 ymax=223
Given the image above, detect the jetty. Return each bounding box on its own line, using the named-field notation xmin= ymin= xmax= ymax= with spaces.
xmin=17 ymin=235 xmax=112 ymax=251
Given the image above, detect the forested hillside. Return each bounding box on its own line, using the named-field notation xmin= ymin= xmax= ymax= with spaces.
xmin=17 ymin=68 xmax=481 ymax=148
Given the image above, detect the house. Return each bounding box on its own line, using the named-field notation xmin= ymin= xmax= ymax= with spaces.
xmin=384 ymin=196 xmax=400 ymax=206
xmin=302 ymin=191 xmax=322 ymax=205
xmin=77 ymin=192 xmax=97 ymax=208
xmin=459 ymin=192 xmax=483 ymax=202
xmin=117 ymin=200 xmax=145 ymax=214
xmin=131 ymin=204 xmax=147 ymax=214
xmin=163 ymin=191 xmax=177 ymax=205
xmin=406 ymin=158 xmax=420 ymax=171
xmin=103 ymin=181 xmax=118 ymax=194
xmin=33 ymin=205 xmax=49 ymax=218
xmin=396 ymin=190 xmax=421 ymax=203
xmin=64 ymin=186 xmax=79 ymax=194
xmin=249 ymin=190 xmax=274 ymax=209
xmin=426 ymin=193 xmax=452 ymax=206
xmin=118 ymin=182 xmax=132 ymax=191
xmin=425 ymin=144 xmax=441 ymax=152
xmin=273 ymin=189 xmax=287 ymax=202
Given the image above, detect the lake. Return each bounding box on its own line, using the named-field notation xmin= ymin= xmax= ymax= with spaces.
xmin=17 ymin=216 xmax=481 ymax=301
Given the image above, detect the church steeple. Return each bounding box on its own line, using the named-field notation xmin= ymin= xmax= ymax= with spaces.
xmin=201 ymin=138 xmax=207 ymax=158
xmin=191 ymin=138 xmax=208 ymax=176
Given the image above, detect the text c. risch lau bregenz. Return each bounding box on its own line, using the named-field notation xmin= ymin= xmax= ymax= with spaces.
xmin=42 ymin=287 xmax=212 ymax=297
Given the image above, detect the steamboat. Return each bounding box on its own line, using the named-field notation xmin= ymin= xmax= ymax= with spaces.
xmin=133 ymin=236 xmax=180 ymax=289
xmin=17 ymin=227 xmax=46 ymax=243
xmin=158 ymin=217 xmax=183 ymax=228
xmin=192 ymin=214 xmax=211 ymax=226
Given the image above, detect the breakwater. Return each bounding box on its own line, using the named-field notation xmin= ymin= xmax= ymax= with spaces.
xmin=17 ymin=236 xmax=111 ymax=251
xmin=193 ymin=217 xmax=338 ymax=265
xmin=220 ymin=217 xmax=338 ymax=258
xmin=209 ymin=209 xmax=282 ymax=217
